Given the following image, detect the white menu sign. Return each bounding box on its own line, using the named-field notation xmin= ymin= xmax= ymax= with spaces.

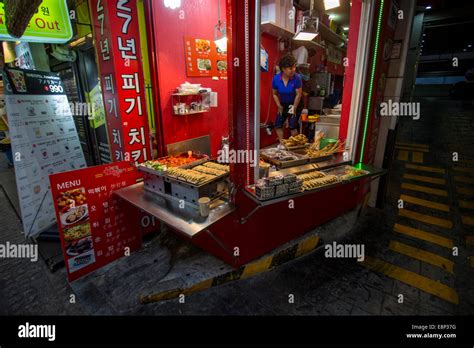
xmin=3 ymin=68 xmax=87 ymax=237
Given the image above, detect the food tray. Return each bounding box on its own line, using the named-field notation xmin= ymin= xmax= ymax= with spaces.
xmin=165 ymin=161 xmax=229 ymax=189
xmin=323 ymin=165 xmax=370 ymax=182
xmin=291 ymin=149 xmax=333 ymax=163
xmin=260 ymin=148 xmax=309 ymax=169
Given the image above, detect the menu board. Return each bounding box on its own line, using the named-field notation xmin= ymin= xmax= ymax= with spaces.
xmin=49 ymin=162 xmax=143 ymax=282
xmin=3 ymin=68 xmax=87 ymax=237
xmin=184 ymin=37 xmax=228 ymax=78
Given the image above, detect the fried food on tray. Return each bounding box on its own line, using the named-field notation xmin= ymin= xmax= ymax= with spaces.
xmin=302 ymin=175 xmax=338 ymax=191
xmin=193 ymin=165 xmax=226 ymax=176
xmin=166 ymin=167 xmax=214 ymax=185
xmin=305 ymin=140 xmax=345 ymax=158
xmin=297 ymin=171 xmax=325 ymax=181
xmin=203 ymin=162 xmax=230 ymax=172
xmin=281 ymin=134 xmax=308 ymax=147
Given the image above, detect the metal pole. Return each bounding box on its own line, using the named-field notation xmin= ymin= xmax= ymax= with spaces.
xmin=254 ymin=0 xmax=261 ymax=183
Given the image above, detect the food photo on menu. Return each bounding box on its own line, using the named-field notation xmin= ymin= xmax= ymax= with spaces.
xmin=0 ymin=0 xmax=473 ymax=346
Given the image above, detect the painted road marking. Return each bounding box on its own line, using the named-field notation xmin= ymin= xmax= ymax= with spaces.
xmin=396 ymin=142 xmax=429 ymax=149
xmin=398 ymin=150 xmax=409 ymax=161
xmin=457 ymin=186 xmax=474 ymax=196
xmin=454 ymin=176 xmax=474 ymax=184
xmin=466 ymin=236 xmax=474 ymax=246
xmin=393 ymin=223 xmax=454 ymax=249
xmin=295 ymin=235 xmax=320 ymax=258
xmin=403 ymin=173 xmax=446 ymax=185
xmin=454 ymin=166 xmax=474 ymax=174
xmin=362 ymin=256 xmax=459 ymax=304
xmin=388 ymin=240 xmax=454 ymax=274
xmin=459 ymin=200 xmax=474 ymax=210
xmin=400 ymin=194 xmax=450 ymax=212
xmin=401 ymin=183 xmax=448 ymax=197
xmin=412 ymin=152 xmax=424 ymax=164
xmin=462 ymin=216 xmax=474 ymax=227
xmin=399 ymin=209 xmax=453 ymax=229
xmin=241 ymin=256 xmax=273 ymax=279
xmin=395 ymin=146 xmax=429 ymax=153
xmin=405 ymin=164 xmax=445 ymax=174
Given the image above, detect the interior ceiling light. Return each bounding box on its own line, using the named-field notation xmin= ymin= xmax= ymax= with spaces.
xmin=214 ymin=0 xmax=227 ymax=52
xmin=343 ymin=27 xmax=349 ymax=31
xmin=324 ymin=0 xmax=340 ymax=10
xmin=294 ymin=16 xmax=319 ymax=41
xmin=293 ymin=0 xmax=319 ymax=41
xmin=425 ymin=5 xmax=432 ymax=10
xmin=164 ymin=0 xmax=181 ymax=10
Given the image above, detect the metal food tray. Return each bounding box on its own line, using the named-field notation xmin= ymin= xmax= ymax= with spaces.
xmin=260 ymin=150 xmax=309 ymax=169
xmin=137 ymin=152 xmax=208 ymax=174
xmin=165 ymin=165 xmax=229 ymax=189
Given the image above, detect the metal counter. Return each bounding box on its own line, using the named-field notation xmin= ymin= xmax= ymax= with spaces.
xmin=114 ymin=182 xmax=236 ymax=238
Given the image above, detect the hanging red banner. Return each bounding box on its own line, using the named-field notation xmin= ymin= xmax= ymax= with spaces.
xmin=90 ymin=0 xmax=151 ymax=163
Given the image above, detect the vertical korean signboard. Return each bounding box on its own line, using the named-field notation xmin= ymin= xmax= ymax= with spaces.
xmin=90 ymin=0 xmax=151 ymax=163
xmin=49 ymin=162 xmax=142 ymax=282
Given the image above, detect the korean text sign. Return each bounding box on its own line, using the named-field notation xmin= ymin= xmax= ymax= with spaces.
xmin=90 ymin=0 xmax=151 ymax=163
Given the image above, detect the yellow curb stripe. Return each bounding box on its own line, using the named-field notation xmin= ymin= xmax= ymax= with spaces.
xmin=186 ymin=278 xmax=214 ymax=293
xmin=401 ymin=183 xmax=448 ymax=197
xmin=454 ymin=166 xmax=474 ymax=174
xmin=400 ymin=194 xmax=450 ymax=212
xmin=412 ymin=152 xmax=424 ymax=164
xmin=398 ymin=150 xmax=409 ymax=161
xmin=396 ymin=142 xmax=429 ymax=149
xmin=399 ymin=209 xmax=453 ymax=229
xmin=459 ymin=200 xmax=474 ymax=210
xmin=395 ymin=146 xmax=429 ymax=153
xmin=361 ymin=256 xmax=459 ymax=304
xmin=457 ymin=186 xmax=474 ymax=196
xmin=405 ymin=164 xmax=445 ymax=174
xmin=241 ymin=256 xmax=273 ymax=279
xmin=455 ymin=176 xmax=474 ymax=184
xmin=393 ymin=223 xmax=454 ymax=249
xmin=466 ymin=236 xmax=474 ymax=246
xmin=388 ymin=240 xmax=454 ymax=274
xmin=462 ymin=216 xmax=474 ymax=227
xmin=403 ymin=173 xmax=446 ymax=185
xmin=295 ymin=236 xmax=320 ymax=258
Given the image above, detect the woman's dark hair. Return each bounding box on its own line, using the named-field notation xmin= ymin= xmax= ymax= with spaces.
xmin=279 ymin=54 xmax=297 ymax=70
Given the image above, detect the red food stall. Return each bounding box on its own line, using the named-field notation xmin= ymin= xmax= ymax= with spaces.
xmin=86 ymin=0 xmax=392 ymax=271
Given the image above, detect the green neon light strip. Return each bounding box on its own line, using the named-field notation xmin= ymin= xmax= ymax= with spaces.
xmin=359 ymin=0 xmax=384 ymax=164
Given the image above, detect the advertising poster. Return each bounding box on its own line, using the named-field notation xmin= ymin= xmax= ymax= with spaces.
xmin=184 ymin=37 xmax=228 ymax=78
xmin=3 ymin=68 xmax=87 ymax=237
xmin=0 ymin=0 xmax=73 ymax=43
xmin=49 ymin=162 xmax=143 ymax=282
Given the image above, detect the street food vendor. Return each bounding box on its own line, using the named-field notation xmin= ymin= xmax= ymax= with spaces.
xmin=272 ymin=54 xmax=302 ymax=140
